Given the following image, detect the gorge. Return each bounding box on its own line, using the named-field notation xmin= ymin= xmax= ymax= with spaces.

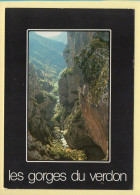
xmin=27 ymin=31 xmax=110 ymax=161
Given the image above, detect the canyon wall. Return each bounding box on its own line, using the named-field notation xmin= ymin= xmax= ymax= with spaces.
xmin=59 ymin=31 xmax=110 ymax=160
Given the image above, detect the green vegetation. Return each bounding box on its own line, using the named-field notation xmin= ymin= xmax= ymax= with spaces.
xmin=35 ymin=93 xmax=45 ymax=104
xmin=28 ymin=32 xmax=67 ymax=148
xmin=77 ymin=38 xmax=109 ymax=104
xmin=35 ymin=91 xmax=57 ymax=104
xmin=47 ymin=140 xmax=87 ymax=161
xmin=88 ymin=61 xmax=109 ymax=104
xmin=29 ymin=32 xmax=66 ymax=76
xmin=51 ymin=82 xmax=59 ymax=96
xmin=28 ymin=32 xmax=109 ymax=161
xmin=64 ymin=102 xmax=82 ymax=130
xmin=52 ymin=103 xmax=68 ymax=124
xmin=29 ymin=115 xmax=53 ymax=145
xmin=60 ymin=66 xmax=74 ymax=78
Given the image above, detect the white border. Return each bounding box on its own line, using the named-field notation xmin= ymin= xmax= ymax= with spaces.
xmin=26 ymin=29 xmax=112 ymax=163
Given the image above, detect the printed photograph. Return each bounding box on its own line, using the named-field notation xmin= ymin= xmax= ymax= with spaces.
xmin=27 ymin=30 xmax=111 ymax=161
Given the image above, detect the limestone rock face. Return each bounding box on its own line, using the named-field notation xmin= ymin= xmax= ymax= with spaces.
xmin=58 ymin=75 xmax=68 ymax=105
xmin=80 ymin=96 xmax=108 ymax=155
xmin=59 ymin=31 xmax=110 ymax=160
xmin=58 ymin=73 xmax=80 ymax=106
xmin=64 ymin=32 xmax=93 ymax=67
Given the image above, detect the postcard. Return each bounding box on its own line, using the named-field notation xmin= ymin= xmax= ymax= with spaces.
xmin=4 ymin=8 xmax=134 ymax=190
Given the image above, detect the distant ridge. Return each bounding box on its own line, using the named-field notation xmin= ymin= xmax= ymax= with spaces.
xmin=29 ymin=32 xmax=66 ymax=76
xmin=49 ymin=32 xmax=67 ymax=44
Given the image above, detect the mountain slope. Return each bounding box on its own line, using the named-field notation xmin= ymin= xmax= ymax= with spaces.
xmin=28 ymin=32 xmax=67 ymax=147
xmin=29 ymin=32 xmax=66 ymax=77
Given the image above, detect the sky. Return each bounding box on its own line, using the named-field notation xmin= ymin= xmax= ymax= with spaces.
xmin=36 ymin=31 xmax=62 ymax=38
xmin=35 ymin=31 xmax=67 ymax=44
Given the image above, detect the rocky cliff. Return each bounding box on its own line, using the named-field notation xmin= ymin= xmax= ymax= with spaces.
xmin=28 ymin=63 xmax=57 ymax=145
xmin=59 ymin=31 xmax=110 ymax=160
